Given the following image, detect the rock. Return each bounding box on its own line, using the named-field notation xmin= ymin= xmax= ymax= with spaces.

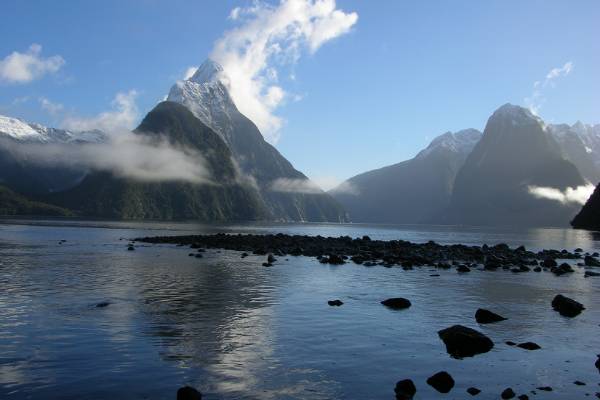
xmin=475 ymin=308 xmax=507 ymax=324
xmin=127 ymin=245 xmax=135 ymax=251
xmin=95 ymin=301 xmax=110 ymax=308
xmin=575 ymin=248 xmax=583 ymax=253
xmin=505 ymin=341 xmax=516 ymax=346
xmin=381 ymin=298 xmax=412 ymax=310
xmin=574 ymin=381 xmax=586 ymax=385
xmin=517 ymin=342 xmax=541 ymax=350
xmin=426 ymin=371 xmax=454 ymax=393
xmin=517 ymin=395 xmax=529 ymax=400
xmin=585 ymin=255 xmax=600 ymax=266
xmin=552 ymin=294 xmax=585 ymax=317
xmin=262 ymin=262 xmax=272 ymax=267
xmin=551 ymin=263 xmax=574 ymax=276
xmin=595 ymin=355 xmax=600 ymax=372
xmin=177 ymin=386 xmax=202 ymax=400
xmin=328 ymin=299 xmax=343 ymax=306
xmin=501 ymin=387 xmax=515 ymax=399
xmin=457 ymin=264 xmax=471 ymax=272
xmin=467 ymin=387 xmax=481 ymax=396
xmin=430 ymin=274 xmax=440 ymax=277
xmin=267 ymin=254 xmax=276 ymax=263
xmin=195 ymin=253 xmax=203 ymax=258
xmin=241 ymin=252 xmax=248 ymax=258
xmin=533 ymin=266 xmax=542 ymax=272
xmin=438 ymin=325 xmax=494 ymax=358
xmin=394 ymin=379 xmax=416 ymax=400
xmin=542 ymin=258 xmax=557 ymax=268
xmin=536 ymin=386 xmax=552 ymax=391
xmin=585 ymin=270 xmax=600 ymax=277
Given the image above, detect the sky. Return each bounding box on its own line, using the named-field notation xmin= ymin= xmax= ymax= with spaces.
xmin=1 ymin=0 xmax=599 ymax=190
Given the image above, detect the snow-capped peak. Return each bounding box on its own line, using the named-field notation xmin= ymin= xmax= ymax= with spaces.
xmin=189 ymin=59 xmax=225 ymax=85
xmin=0 ymin=114 xmax=106 ymax=144
xmin=416 ymin=128 xmax=482 ymax=159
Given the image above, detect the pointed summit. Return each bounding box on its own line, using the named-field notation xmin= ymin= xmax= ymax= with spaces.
xmin=188 ymin=59 xmax=225 ymax=84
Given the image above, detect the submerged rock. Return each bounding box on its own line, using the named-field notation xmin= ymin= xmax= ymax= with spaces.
xmin=328 ymin=299 xmax=343 ymax=306
xmin=517 ymin=342 xmax=541 ymax=350
xmin=551 ymin=263 xmax=574 ymax=276
xmin=426 ymin=371 xmax=454 ymax=393
xmin=438 ymin=325 xmax=494 ymax=358
xmin=394 ymin=379 xmax=416 ymax=400
xmin=475 ymin=308 xmax=507 ymax=324
xmin=552 ymin=294 xmax=585 ymax=317
xmin=381 ymin=298 xmax=412 ymax=310
xmin=95 ymin=301 xmax=110 ymax=308
xmin=501 ymin=387 xmax=516 ymax=399
xmin=177 ymin=386 xmax=202 ymax=400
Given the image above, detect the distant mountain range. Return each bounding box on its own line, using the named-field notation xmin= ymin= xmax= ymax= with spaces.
xmin=332 ymin=104 xmax=600 ymax=228
xmin=0 ymin=60 xmax=346 ymax=222
xmin=1 ymin=59 xmax=599 ymax=228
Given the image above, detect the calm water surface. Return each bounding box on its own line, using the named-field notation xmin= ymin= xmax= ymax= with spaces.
xmin=1 ymin=219 xmax=600 ymax=399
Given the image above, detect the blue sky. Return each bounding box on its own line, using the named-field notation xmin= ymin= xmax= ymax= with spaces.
xmin=1 ymin=0 xmax=598 ymax=189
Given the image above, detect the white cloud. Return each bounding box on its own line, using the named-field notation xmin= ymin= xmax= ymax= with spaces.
xmin=329 ymin=180 xmax=359 ymax=195
xmin=39 ymin=97 xmax=64 ymax=115
xmin=0 ymin=44 xmax=65 ymax=84
xmin=211 ymin=0 xmax=358 ymax=143
xmin=270 ymin=177 xmax=323 ymax=194
xmin=525 ymin=61 xmax=573 ymax=115
xmin=183 ymin=66 xmax=198 ymax=80
xmin=528 ymin=184 xmax=594 ymax=205
xmin=62 ymin=90 xmax=139 ymax=132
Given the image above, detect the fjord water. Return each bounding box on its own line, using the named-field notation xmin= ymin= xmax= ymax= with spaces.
xmin=1 ymin=220 xmax=600 ymax=400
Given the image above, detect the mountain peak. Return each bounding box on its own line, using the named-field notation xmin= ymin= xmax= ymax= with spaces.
xmin=189 ymin=59 xmax=225 ymax=84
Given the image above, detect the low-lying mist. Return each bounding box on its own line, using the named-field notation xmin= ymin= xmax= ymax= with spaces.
xmin=3 ymin=131 xmax=213 ymax=184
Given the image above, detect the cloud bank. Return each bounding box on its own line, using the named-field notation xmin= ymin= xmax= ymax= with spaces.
xmin=528 ymin=184 xmax=593 ymax=205
xmin=524 ymin=61 xmax=573 ymax=115
xmin=0 ymin=44 xmax=65 ymax=84
xmin=211 ymin=0 xmax=358 ymax=142
xmin=62 ymin=90 xmax=139 ymax=132
xmin=270 ymin=177 xmax=323 ymax=193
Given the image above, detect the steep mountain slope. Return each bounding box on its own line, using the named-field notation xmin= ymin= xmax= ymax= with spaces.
xmin=571 ymin=182 xmax=600 ymax=230
xmin=330 ymin=129 xmax=481 ymax=223
xmin=168 ymin=59 xmax=347 ymax=222
xmin=447 ymin=104 xmax=586 ymax=227
xmin=48 ymin=102 xmax=268 ymax=220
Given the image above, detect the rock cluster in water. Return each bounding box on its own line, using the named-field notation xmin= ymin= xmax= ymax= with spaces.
xmin=137 ymin=233 xmax=598 ymax=278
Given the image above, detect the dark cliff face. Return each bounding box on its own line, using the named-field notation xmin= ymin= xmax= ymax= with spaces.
xmin=446 ymin=104 xmax=585 ymax=227
xmin=331 ymin=129 xmax=481 ymax=224
xmin=48 ymin=102 xmax=269 ymax=221
xmin=572 ymin=183 xmax=600 ymax=231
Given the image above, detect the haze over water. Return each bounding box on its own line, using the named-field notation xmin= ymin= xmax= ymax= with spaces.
xmin=1 ymin=220 xmax=600 ymax=399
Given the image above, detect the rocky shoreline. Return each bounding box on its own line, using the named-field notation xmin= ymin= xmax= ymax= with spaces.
xmin=136 ymin=232 xmax=600 ymax=274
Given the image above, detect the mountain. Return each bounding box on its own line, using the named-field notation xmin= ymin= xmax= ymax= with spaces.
xmin=0 ymin=184 xmax=71 ymax=216
xmin=330 ymin=129 xmax=481 ymax=223
xmin=48 ymin=102 xmax=268 ymax=220
xmin=548 ymin=122 xmax=600 ymax=183
xmin=571 ymin=182 xmax=600 ymax=231
xmin=167 ymin=59 xmax=347 ymax=222
xmin=0 ymin=115 xmax=106 ymax=195
xmin=446 ymin=104 xmax=586 ymax=227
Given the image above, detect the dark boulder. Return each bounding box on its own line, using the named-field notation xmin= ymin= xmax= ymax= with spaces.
xmin=585 ymin=270 xmax=600 ymax=277
xmin=517 ymin=395 xmax=529 ymax=400
xmin=267 ymin=253 xmax=276 ymax=263
xmin=381 ymin=298 xmax=412 ymax=310
xmin=328 ymin=299 xmax=343 ymax=306
xmin=574 ymin=381 xmax=586 ymax=385
xmin=551 ymin=263 xmax=574 ymax=276
xmin=457 ymin=264 xmax=471 ymax=273
xmin=438 ymin=325 xmax=494 ymax=358
xmin=536 ymin=386 xmax=552 ymax=391
xmin=475 ymin=308 xmax=507 ymax=324
xmin=505 ymin=341 xmax=516 ymax=346
xmin=585 ymin=255 xmax=600 ymax=266
xmin=551 ymin=294 xmax=585 ymax=317
xmin=467 ymin=387 xmax=481 ymax=396
xmin=501 ymin=387 xmax=515 ymax=399
xmin=517 ymin=342 xmax=541 ymax=350
xmin=95 ymin=301 xmax=110 ymax=308
xmin=394 ymin=379 xmax=416 ymax=400
xmin=426 ymin=371 xmax=454 ymax=393
xmin=542 ymin=258 xmax=557 ymax=268
xmin=177 ymin=386 xmax=202 ymax=400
